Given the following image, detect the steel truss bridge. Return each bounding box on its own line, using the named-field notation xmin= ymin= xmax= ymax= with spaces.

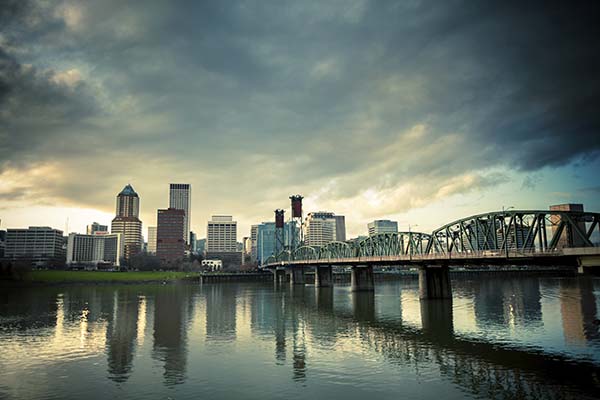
xmin=264 ymin=210 xmax=600 ymax=268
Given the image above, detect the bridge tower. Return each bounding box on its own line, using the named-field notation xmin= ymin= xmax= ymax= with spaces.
xmin=289 ymin=195 xmax=304 ymax=251
xmin=274 ymin=209 xmax=285 ymax=256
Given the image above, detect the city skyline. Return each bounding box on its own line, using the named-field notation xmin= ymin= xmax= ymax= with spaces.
xmin=1 ymin=1 xmax=599 ymax=240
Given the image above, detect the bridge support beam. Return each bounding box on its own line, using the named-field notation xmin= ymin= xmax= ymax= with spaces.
xmin=273 ymin=268 xmax=286 ymax=284
xmin=351 ymin=265 xmax=374 ymax=292
xmin=418 ymin=265 xmax=452 ymax=299
xmin=290 ymin=267 xmax=306 ymax=285
xmin=315 ymin=265 xmax=333 ymax=287
xmin=577 ymin=256 xmax=600 ymax=275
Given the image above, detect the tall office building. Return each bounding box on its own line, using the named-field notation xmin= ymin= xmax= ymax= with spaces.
xmin=334 ymin=215 xmax=346 ymax=242
xmin=5 ymin=227 xmax=66 ymax=266
xmin=87 ymin=222 xmax=108 ymax=235
xmin=550 ymin=204 xmax=587 ymax=248
xmin=147 ymin=226 xmax=157 ymax=254
xmin=250 ymin=224 xmax=259 ymax=261
xmin=368 ymin=220 xmax=399 ymax=236
xmin=169 ymin=183 xmax=191 ymax=245
xmin=207 ymin=215 xmax=237 ymax=252
xmin=111 ymin=184 xmax=143 ymax=261
xmin=304 ymin=212 xmax=338 ymax=246
xmin=156 ymin=208 xmax=186 ymax=264
xmin=66 ymin=233 xmax=123 ymax=267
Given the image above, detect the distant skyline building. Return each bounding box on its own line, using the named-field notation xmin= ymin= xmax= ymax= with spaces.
xmin=156 ymin=208 xmax=186 ymax=264
xmin=304 ymin=212 xmax=337 ymax=246
xmin=250 ymin=224 xmax=259 ymax=261
xmin=334 ymin=215 xmax=346 ymax=242
xmin=66 ymin=232 xmax=123 ymax=268
xmin=550 ymin=204 xmax=587 ymax=248
xmin=87 ymin=222 xmax=108 ymax=235
xmin=207 ymin=215 xmax=237 ymax=252
xmin=169 ymin=183 xmax=191 ymax=245
xmin=368 ymin=220 xmax=399 ymax=236
xmin=5 ymin=226 xmax=66 ymax=266
xmin=147 ymin=226 xmax=157 ymax=254
xmin=111 ymin=184 xmax=143 ymax=261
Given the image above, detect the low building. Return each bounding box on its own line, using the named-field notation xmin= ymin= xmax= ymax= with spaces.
xmin=204 ymin=251 xmax=242 ymax=270
xmin=87 ymin=222 xmax=108 ymax=235
xmin=201 ymin=259 xmax=223 ymax=271
xmin=66 ymin=233 xmax=123 ymax=268
xmin=368 ymin=220 xmax=398 ymax=236
xmin=5 ymin=227 xmax=66 ymax=267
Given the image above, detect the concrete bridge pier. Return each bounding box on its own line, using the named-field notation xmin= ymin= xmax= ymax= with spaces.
xmin=418 ymin=265 xmax=452 ymax=299
xmin=315 ymin=265 xmax=333 ymax=287
xmin=351 ymin=265 xmax=374 ymax=291
xmin=290 ymin=266 xmax=306 ymax=285
xmin=274 ymin=268 xmax=286 ymax=285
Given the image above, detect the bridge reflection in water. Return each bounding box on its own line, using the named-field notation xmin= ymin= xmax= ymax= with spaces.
xmin=1 ymin=277 xmax=600 ymax=399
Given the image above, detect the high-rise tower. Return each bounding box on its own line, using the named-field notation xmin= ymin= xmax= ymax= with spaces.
xmin=111 ymin=184 xmax=143 ymax=261
xmin=169 ymin=183 xmax=191 ymax=245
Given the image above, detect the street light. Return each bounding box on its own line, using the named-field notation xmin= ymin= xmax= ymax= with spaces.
xmin=501 ymin=206 xmax=514 ymax=258
xmin=408 ymin=224 xmax=419 ymax=260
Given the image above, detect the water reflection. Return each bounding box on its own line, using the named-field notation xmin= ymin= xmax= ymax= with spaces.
xmin=152 ymin=285 xmax=191 ymax=386
xmin=560 ymin=277 xmax=600 ymax=344
xmin=1 ymin=277 xmax=600 ymax=399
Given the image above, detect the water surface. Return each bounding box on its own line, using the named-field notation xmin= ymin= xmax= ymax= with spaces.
xmin=1 ymin=276 xmax=600 ymax=399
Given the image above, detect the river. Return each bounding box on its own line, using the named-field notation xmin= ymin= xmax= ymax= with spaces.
xmin=1 ymin=275 xmax=599 ymax=399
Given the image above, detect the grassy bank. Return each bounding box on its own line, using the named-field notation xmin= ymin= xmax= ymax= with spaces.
xmin=28 ymin=270 xmax=200 ymax=284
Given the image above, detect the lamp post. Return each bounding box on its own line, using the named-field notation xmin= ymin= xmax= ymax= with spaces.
xmin=408 ymin=224 xmax=418 ymax=261
xmin=501 ymin=206 xmax=514 ymax=258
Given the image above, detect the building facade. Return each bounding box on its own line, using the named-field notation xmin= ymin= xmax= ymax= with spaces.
xmin=207 ymin=215 xmax=237 ymax=252
xmin=550 ymin=204 xmax=587 ymax=248
xmin=368 ymin=220 xmax=399 ymax=236
xmin=156 ymin=208 xmax=186 ymax=265
xmin=335 ymin=215 xmax=346 ymax=242
xmin=169 ymin=183 xmax=191 ymax=245
xmin=250 ymin=224 xmax=259 ymax=261
xmin=147 ymin=226 xmax=157 ymax=254
xmin=111 ymin=184 xmax=143 ymax=261
xmin=66 ymin=233 xmax=123 ymax=268
xmin=304 ymin=212 xmax=337 ymax=246
xmin=5 ymin=226 xmax=66 ymax=267
xmin=87 ymin=222 xmax=108 ymax=235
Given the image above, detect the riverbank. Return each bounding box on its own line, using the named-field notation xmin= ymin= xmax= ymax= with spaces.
xmin=1 ymin=270 xmax=201 ymax=286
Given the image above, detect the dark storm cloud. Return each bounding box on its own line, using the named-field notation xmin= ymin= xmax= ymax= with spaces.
xmin=0 ymin=0 xmax=599 ymax=219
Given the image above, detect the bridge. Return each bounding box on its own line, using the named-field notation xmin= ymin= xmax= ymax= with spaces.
xmin=262 ymin=209 xmax=600 ymax=298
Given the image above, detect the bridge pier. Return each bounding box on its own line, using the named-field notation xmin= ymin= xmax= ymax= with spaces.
xmin=351 ymin=265 xmax=374 ymax=292
xmin=290 ymin=266 xmax=306 ymax=285
xmin=273 ymin=268 xmax=286 ymax=285
xmin=418 ymin=265 xmax=452 ymax=299
xmin=315 ymin=265 xmax=333 ymax=287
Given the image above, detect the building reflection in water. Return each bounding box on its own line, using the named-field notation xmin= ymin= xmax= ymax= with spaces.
xmin=106 ymin=288 xmax=139 ymax=383
xmin=560 ymin=277 xmax=600 ymax=344
xmin=152 ymin=285 xmax=191 ymax=386
xmin=205 ymin=284 xmax=237 ymax=342
xmin=473 ymin=277 xmax=542 ymax=328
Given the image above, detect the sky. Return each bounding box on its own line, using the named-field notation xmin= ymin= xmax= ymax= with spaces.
xmin=1 ymin=0 xmax=599 ymax=240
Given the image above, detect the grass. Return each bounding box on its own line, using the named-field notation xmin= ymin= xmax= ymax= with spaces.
xmin=29 ymin=270 xmax=200 ymax=283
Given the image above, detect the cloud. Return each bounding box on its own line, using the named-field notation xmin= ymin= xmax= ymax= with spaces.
xmin=0 ymin=0 xmax=599 ymax=236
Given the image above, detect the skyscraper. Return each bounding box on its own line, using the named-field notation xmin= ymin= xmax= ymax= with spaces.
xmin=156 ymin=208 xmax=185 ymax=265
xmin=334 ymin=215 xmax=346 ymax=242
xmin=111 ymin=184 xmax=143 ymax=261
xmin=550 ymin=204 xmax=587 ymax=248
xmin=169 ymin=183 xmax=191 ymax=245
xmin=304 ymin=212 xmax=337 ymax=246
